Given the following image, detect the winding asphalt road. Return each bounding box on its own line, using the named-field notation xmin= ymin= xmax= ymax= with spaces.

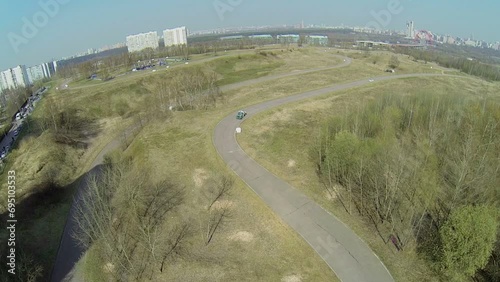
xmin=214 ymin=73 xmax=463 ymax=282
xmin=51 ymin=50 xmax=460 ymax=281
xmin=49 ymin=54 xmax=351 ymax=281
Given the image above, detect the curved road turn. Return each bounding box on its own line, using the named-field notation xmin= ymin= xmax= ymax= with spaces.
xmin=50 ymin=54 xmax=351 ymax=281
xmin=214 ymin=73 xmax=462 ymax=282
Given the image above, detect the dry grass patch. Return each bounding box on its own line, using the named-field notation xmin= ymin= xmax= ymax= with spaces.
xmin=228 ymin=231 xmax=254 ymax=242
xmin=103 ymin=262 xmax=115 ymax=274
xmin=282 ymin=274 xmax=303 ymax=282
xmin=210 ymin=199 xmax=235 ymax=210
xmin=270 ymin=48 xmax=343 ymax=73
xmin=325 ymin=190 xmax=338 ymax=202
xmin=193 ymin=168 xmax=210 ymax=188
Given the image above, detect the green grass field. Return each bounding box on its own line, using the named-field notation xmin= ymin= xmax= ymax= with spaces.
xmin=212 ymin=53 xmax=285 ymax=85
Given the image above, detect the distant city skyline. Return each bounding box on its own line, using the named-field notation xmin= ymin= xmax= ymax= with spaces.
xmin=1 ymin=0 xmax=499 ymax=69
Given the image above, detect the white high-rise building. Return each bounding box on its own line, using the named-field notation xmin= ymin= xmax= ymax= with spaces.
xmin=12 ymin=66 xmax=29 ymax=88
xmin=464 ymin=39 xmax=477 ymax=47
xmin=163 ymin=26 xmax=188 ymax=47
xmin=27 ymin=65 xmax=46 ymax=84
xmin=0 ymin=66 xmax=29 ymax=90
xmin=126 ymin=31 xmax=159 ymax=52
xmin=0 ymin=73 xmax=6 ymax=92
xmin=25 ymin=61 xmax=57 ymax=85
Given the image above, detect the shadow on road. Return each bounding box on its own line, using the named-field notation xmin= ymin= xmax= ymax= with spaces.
xmin=49 ymin=164 xmax=107 ymax=282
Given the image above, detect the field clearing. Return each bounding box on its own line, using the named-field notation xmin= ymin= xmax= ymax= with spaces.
xmin=221 ymin=56 xmax=452 ymax=110
xmin=238 ymin=76 xmax=500 ymax=282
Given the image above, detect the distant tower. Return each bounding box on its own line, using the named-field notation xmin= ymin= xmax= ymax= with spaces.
xmin=406 ymin=21 xmax=415 ymax=39
xmin=301 ymin=20 xmax=304 ymax=29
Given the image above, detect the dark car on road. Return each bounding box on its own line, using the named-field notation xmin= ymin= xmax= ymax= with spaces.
xmin=236 ymin=110 xmax=247 ymax=120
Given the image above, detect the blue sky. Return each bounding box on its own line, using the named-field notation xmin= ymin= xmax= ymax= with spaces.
xmin=0 ymin=0 xmax=499 ymax=70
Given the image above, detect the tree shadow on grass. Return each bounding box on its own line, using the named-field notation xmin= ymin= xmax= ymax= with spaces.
xmin=0 ymin=165 xmax=105 ymax=282
xmin=415 ymin=213 xmax=443 ymax=269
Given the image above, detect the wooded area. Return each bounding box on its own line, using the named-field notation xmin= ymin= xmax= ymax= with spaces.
xmin=315 ymin=92 xmax=500 ymax=281
xmin=73 ymin=154 xmax=234 ymax=280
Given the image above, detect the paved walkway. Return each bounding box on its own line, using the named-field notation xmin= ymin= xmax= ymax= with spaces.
xmin=214 ymin=73 xmax=462 ymax=282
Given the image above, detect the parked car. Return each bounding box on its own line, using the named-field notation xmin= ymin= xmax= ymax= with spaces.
xmin=236 ymin=110 xmax=247 ymax=120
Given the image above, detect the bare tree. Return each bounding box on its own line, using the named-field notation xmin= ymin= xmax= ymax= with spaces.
xmin=205 ymin=206 xmax=230 ymax=245
xmin=206 ymin=175 xmax=234 ymax=210
xmin=160 ymin=223 xmax=191 ymax=273
xmin=72 ymin=163 xmax=123 ymax=248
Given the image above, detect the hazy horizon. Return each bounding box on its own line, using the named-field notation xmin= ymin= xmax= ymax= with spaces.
xmin=1 ymin=0 xmax=499 ymax=70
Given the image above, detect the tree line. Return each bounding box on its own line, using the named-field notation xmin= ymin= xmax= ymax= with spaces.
xmin=142 ymin=67 xmax=223 ymax=113
xmin=314 ymin=92 xmax=500 ymax=281
xmin=395 ymin=47 xmax=500 ymax=81
xmin=56 ymin=40 xmax=259 ymax=81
